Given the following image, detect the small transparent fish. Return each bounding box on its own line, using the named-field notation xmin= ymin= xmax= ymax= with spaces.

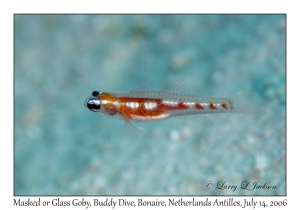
xmin=84 ymin=81 xmax=265 ymax=128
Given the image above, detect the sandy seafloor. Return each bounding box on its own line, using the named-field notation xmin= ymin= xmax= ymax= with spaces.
xmin=14 ymin=15 xmax=286 ymax=195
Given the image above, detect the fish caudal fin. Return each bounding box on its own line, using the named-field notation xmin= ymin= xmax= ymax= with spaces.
xmin=229 ymin=94 xmax=266 ymax=116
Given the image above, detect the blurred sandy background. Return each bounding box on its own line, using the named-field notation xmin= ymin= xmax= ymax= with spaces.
xmin=14 ymin=15 xmax=285 ymax=195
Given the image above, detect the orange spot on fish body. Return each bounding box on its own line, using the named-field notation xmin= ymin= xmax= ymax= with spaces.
xmin=222 ymin=103 xmax=228 ymax=109
xmin=210 ymin=103 xmax=217 ymax=110
xmin=195 ymin=103 xmax=204 ymax=110
xmin=178 ymin=102 xmax=188 ymax=109
xmin=161 ymin=101 xmax=188 ymax=110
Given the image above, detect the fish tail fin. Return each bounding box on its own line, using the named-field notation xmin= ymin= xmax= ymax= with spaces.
xmin=229 ymin=93 xmax=266 ymax=116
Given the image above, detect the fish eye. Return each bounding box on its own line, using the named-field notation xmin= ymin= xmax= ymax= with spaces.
xmin=87 ymin=98 xmax=101 ymax=112
xmin=92 ymin=91 xmax=100 ymax=97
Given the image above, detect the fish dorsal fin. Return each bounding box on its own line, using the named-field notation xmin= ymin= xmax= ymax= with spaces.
xmin=130 ymin=80 xmax=161 ymax=93
xmin=161 ymin=77 xmax=191 ymax=95
xmin=130 ymin=77 xmax=191 ymax=95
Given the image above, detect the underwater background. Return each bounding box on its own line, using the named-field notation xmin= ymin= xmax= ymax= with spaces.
xmin=14 ymin=15 xmax=285 ymax=195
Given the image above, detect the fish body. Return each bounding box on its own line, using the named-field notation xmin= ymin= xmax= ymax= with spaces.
xmin=84 ymin=88 xmax=265 ymax=123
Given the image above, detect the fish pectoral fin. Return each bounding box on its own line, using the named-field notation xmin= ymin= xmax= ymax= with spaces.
xmin=120 ymin=108 xmax=142 ymax=136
